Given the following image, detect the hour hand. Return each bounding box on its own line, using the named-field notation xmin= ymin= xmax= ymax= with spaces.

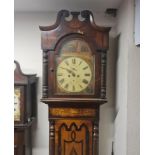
xmin=66 ymin=68 xmax=76 ymax=77
xmin=71 ymin=67 xmax=77 ymax=71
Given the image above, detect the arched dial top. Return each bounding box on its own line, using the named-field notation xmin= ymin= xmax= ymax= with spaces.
xmin=59 ymin=39 xmax=92 ymax=54
xmin=55 ymin=39 xmax=95 ymax=95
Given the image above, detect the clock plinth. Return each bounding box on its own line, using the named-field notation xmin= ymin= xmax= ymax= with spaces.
xmin=40 ymin=10 xmax=110 ymax=155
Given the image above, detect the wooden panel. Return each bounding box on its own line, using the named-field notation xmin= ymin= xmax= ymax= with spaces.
xmin=54 ymin=120 xmax=93 ymax=155
xmin=14 ymin=130 xmax=25 ymax=155
xmin=49 ymin=108 xmax=96 ymax=118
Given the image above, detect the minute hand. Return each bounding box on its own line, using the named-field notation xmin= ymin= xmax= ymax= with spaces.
xmin=60 ymin=67 xmax=76 ymax=76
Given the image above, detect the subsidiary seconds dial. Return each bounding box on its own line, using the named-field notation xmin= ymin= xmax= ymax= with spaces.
xmin=56 ymin=57 xmax=92 ymax=93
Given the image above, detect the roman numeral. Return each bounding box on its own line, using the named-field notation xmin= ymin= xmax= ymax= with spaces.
xmin=79 ymin=61 xmax=82 ymax=65
xmin=82 ymin=79 xmax=89 ymax=84
xmin=65 ymin=61 xmax=69 ymax=66
xmin=72 ymin=58 xmax=76 ymax=64
xmin=59 ymin=78 xmax=64 ymax=84
xmin=57 ymin=73 xmax=63 ymax=76
xmin=83 ymin=66 xmax=88 ymax=70
xmin=64 ymin=83 xmax=69 ymax=89
xmin=79 ymin=84 xmax=83 ymax=88
xmin=85 ymin=73 xmax=90 ymax=76
xmin=72 ymin=85 xmax=75 ymax=91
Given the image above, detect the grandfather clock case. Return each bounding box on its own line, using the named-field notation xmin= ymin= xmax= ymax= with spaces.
xmin=40 ymin=10 xmax=110 ymax=155
xmin=14 ymin=61 xmax=38 ymax=155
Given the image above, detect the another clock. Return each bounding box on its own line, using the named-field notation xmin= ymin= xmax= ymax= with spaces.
xmin=14 ymin=86 xmax=23 ymax=122
xmin=14 ymin=60 xmax=38 ymax=124
xmin=40 ymin=10 xmax=110 ymax=155
xmin=14 ymin=60 xmax=38 ymax=155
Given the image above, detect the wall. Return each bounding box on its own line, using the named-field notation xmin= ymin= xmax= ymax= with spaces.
xmin=126 ymin=0 xmax=140 ymax=154
xmin=114 ymin=0 xmax=140 ymax=155
xmin=14 ymin=12 xmax=116 ymax=155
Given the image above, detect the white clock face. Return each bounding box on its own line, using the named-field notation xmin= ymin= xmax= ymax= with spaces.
xmin=56 ymin=57 xmax=92 ymax=93
xmin=14 ymin=88 xmax=21 ymax=121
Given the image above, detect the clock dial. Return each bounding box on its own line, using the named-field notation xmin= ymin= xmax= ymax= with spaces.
xmin=56 ymin=57 xmax=92 ymax=93
xmin=14 ymin=88 xmax=21 ymax=121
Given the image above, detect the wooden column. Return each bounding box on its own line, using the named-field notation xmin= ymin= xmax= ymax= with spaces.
xmin=42 ymin=50 xmax=49 ymax=98
xmin=101 ymin=51 xmax=107 ymax=99
xmin=49 ymin=121 xmax=55 ymax=155
xmin=93 ymin=121 xmax=99 ymax=155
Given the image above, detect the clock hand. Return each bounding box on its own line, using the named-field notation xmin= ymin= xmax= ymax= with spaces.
xmin=71 ymin=67 xmax=77 ymax=71
xmin=66 ymin=68 xmax=76 ymax=77
xmin=62 ymin=66 xmax=77 ymax=72
xmin=60 ymin=67 xmax=76 ymax=77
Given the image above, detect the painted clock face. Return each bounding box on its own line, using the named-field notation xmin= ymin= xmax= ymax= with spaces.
xmin=14 ymin=88 xmax=21 ymax=121
xmin=56 ymin=56 xmax=92 ymax=93
xmin=55 ymin=39 xmax=95 ymax=95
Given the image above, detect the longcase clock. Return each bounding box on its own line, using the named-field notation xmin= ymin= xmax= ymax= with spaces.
xmin=14 ymin=61 xmax=38 ymax=155
xmin=39 ymin=10 xmax=110 ymax=155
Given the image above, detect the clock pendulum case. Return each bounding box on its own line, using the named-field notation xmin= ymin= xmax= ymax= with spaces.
xmin=39 ymin=10 xmax=111 ymax=155
xmin=14 ymin=61 xmax=38 ymax=155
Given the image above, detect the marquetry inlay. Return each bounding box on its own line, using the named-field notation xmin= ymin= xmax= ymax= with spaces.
xmin=50 ymin=108 xmax=96 ymax=117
